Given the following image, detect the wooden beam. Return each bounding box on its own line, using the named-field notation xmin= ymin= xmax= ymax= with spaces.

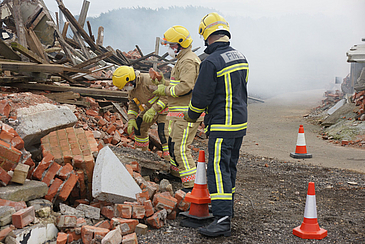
xmin=26 ymin=28 xmax=50 ymax=63
xmin=13 ymin=0 xmax=27 ymax=49
xmin=87 ymin=21 xmax=95 ymax=42
xmin=135 ymin=45 xmax=144 ymax=57
xmin=11 ymin=42 xmax=46 ymax=64
xmin=0 ymin=39 xmax=21 ymax=61
xmin=71 ymin=64 xmax=114 ymax=79
xmin=73 ymin=51 xmax=113 ymax=69
xmin=56 ymin=0 xmax=99 ymax=52
xmin=25 ymin=4 xmax=43 ymax=28
xmin=12 ymin=83 xmax=129 ymax=102
xmin=61 ymin=22 xmax=69 ymax=39
xmin=116 ymin=49 xmax=130 ymax=65
xmin=128 ymin=51 xmax=156 ymax=66
xmin=0 ymin=61 xmax=91 ymax=74
xmin=153 ymin=37 xmax=160 ymax=70
xmin=78 ymin=0 xmax=90 ymax=28
xmin=96 ymin=26 xmax=104 ymax=46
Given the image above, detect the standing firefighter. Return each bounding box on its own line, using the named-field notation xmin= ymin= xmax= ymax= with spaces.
xmin=112 ymin=66 xmax=170 ymax=161
xmin=184 ymin=12 xmax=249 ymax=237
xmin=152 ymin=26 xmax=202 ymax=192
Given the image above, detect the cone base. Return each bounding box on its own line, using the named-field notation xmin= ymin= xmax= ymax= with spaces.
xmin=293 ymin=225 xmax=327 ymax=239
xmin=290 ymin=152 xmax=312 ymax=159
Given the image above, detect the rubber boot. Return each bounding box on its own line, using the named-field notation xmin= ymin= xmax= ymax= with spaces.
xmin=198 ymin=216 xmax=231 ymax=237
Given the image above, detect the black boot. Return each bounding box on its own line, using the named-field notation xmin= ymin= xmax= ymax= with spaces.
xmin=198 ymin=216 xmax=231 ymax=237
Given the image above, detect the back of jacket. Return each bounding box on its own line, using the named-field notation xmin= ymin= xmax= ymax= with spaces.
xmin=188 ymin=42 xmax=249 ymax=138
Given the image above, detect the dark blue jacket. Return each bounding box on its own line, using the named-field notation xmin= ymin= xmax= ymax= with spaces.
xmin=187 ymin=41 xmax=249 ymax=138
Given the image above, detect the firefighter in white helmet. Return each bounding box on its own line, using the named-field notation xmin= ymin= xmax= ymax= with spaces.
xmin=185 ymin=12 xmax=249 ymax=237
xmin=112 ymin=66 xmax=170 ymax=161
xmin=152 ymin=25 xmax=203 ymax=192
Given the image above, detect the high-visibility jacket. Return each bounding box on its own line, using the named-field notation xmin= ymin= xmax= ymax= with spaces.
xmin=164 ymin=46 xmax=201 ymax=121
xmin=187 ymin=41 xmax=249 ymax=138
xmin=127 ymin=73 xmax=168 ymax=120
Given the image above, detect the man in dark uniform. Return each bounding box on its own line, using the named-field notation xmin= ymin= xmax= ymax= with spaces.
xmin=184 ymin=12 xmax=249 ymax=237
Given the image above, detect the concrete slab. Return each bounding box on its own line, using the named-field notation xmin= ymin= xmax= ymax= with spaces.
xmin=92 ymin=146 xmax=141 ymax=203
xmin=0 ymin=180 xmax=48 ymax=202
xmin=15 ymin=103 xmax=77 ymax=149
xmin=14 ymin=223 xmax=58 ymax=244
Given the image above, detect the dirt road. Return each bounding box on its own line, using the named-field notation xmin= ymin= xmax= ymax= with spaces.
xmin=242 ymin=89 xmax=365 ymax=173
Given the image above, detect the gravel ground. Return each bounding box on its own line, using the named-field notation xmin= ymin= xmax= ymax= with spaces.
xmin=137 ymin=144 xmax=365 ymax=244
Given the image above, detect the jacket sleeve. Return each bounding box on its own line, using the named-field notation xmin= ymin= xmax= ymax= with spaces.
xmin=188 ymin=60 xmax=217 ymax=120
xmin=165 ymin=59 xmax=198 ymax=97
xmin=127 ymin=94 xmax=139 ymax=120
xmin=152 ymin=95 xmax=168 ymax=112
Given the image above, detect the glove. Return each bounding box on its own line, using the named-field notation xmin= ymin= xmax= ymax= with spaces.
xmin=143 ymin=108 xmax=157 ymax=123
xmin=183 ymin=111 xmax=197 ymax=123
xmin=153 ymin=84 xmax=167 ymax=96
xmin=151 ymin=74 xmax=167 ymax=85
xmin=127 ymin=119 xmax=138 ymax=134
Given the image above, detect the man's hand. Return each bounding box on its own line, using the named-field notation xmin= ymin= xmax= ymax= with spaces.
xmin=143 ymin=108 xmax=157 ymax=123
xmin=183 ymin=112 xmax=197 ymax=123
xmin=153 ymin=84 xmax=167 ymax=96
xmin=127 ymin=119 xmax=138 ymax=134
xmin=151 ymin=73 xmax=167 ymax=85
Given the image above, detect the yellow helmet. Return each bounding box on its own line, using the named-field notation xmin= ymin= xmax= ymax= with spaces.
xmin=112 ymin=66 xmax=135 ymax=89
xmin=198 ymin=12 xmax=230 ymax=40
xmin=161 ymin=25 xmax=193 ymax=48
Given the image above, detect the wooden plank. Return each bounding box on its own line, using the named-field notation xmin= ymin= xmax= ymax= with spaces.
xmin=73 ymin=51 xmax=113 ymax=69
xmin=128 ymin=51 xmax=155 ymax=66
xmin=96 ymin=26 xmax=104 ymax=46
xmin=12 ymin=83 xmax=129 ymax=102
xmin=135 ymin=45 xmax=144 ymax=57
xmin=71 ymin=64 xmax=114 ymax=79
xmin=26 ymin=28 xmax=50 ymax=63
xmin=78 ymin=0 xmax=90 ymax=28
xmin=0 ymin=76 xmax=34 ymax=84
xmin=69 ymin=23 xmax=91 ymax=59
xmin=26 ymin=11 xmax=46 ymax=30
xmin=0 ymin=61 xmax=91 ymax=74
xmin=61 ymin=22 xmax=69 ymax=39
xmin=112 ymin=102 xmax=128 ymax=123
xmin=25 ymin=5 xmax=43 ymax=28
xmin=0 ymin=39 xmax=21 ymax=61
xmin=116 ymin=49 xmax=130 ymax=65
xmin=56 ymin=0 xmax=99 ymax=52
xmin=11 ymin=42 xmax=46 ymax=64
xmin=13 ymin=0 xmax=27 ymax=49
xmin=153 ymin=37 xmax=160 ymax=70
xmin=87 ymin=21 xmax=95 ymax=42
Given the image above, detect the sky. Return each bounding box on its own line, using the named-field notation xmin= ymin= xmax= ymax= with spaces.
xmin=42 ymin=0 xmax=365 ymax=98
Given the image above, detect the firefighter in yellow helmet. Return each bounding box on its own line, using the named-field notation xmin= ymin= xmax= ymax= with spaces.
xmin=185 ymin=12 xmax=249 ymax=237
xmin=153 ymin=25 xmax=203 ymax=192
xmin=112 ymin=66 xmax=170 ymax=161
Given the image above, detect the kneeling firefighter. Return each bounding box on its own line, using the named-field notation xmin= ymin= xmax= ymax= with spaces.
xmin=112 ymin=66 xmax=170 ymax=161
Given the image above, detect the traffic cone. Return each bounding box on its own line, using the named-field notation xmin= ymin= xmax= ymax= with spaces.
xmin=180 ymin=150 xmax=213 ymax=228
xmin=290 ymin=125 xmax=312 ymax=159
xmin=293 ymin=182 xmax=327 ymax=239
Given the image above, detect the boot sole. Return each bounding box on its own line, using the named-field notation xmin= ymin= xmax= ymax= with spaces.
xmin=198 ymin=229 xmax=231 ymax=237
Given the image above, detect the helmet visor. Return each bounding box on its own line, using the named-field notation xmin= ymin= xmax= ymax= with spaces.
xmin=161 ymin=38 xmax=177 ymax=46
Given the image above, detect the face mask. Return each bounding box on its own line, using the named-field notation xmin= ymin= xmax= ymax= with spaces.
xmin=125 ymin=85 xmax=134 ymax=92
xmin=168 ymin=46 xmax=178 ymax=58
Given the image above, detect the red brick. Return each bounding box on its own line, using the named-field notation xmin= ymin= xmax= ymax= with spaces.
xmin=122 ymin=232 xmax=138 ymax=244
xmin=0 ymin=123 xmax=17 ymax=143
xmin=42 ymin=162 xmax=62 ymax=186
xmin=0 ymin=100 xmax=10 ymax=118
xmin=66 ymin=229 xmax=81 ymax=242
xmin=167 ymin=210 xmax=177 ymax=220
xmin=106 ymin=124 xmax=116 ymax=135
xmin=0 ymin=199 xmax=27 ymax=211
xmin=75 ymin=170 xmax=86 ymax=199
xmin=56 ymin=215 xmax=77 ymax=228
xmin=86 ymin=109 xmax=99 ymax=117
xmin=56 ymin=232 xmax=68 ymax=244
xmin=130 ymin=161 xmax=141 ymax=173
xmin=45 ymin=178 xmax=63 ymax=201
xmin=132 ymin=205 xmax=145 ymax=219
xmin=111 ymin=218 xmax=138 ymax=235
xmin=74 ymin=199 xmax=89 ymax=207
xmin=58 ymin=173 xmax=79 ymax=201
xmin=0 ymin=140 xmax=21 ymax=165
xmin=98 ymin=118 xmax=107 ymax=127
xmin=10 ymin=136 xmax=24 ymax=150
xmin=58 ymin=163 xmax=73 ymax=180
xmin=146 ymin=210 xmax=165 ymax=229
xmin=12 ymin=206 xmax=35 ymax=228
xmin=81 ymin=225 xmax=109 ymax=244
xmin=73 ymin=155 xmax=84 ymax=168
xmin=136 ymin=189 xmax=150 ymax=204
xmin=144 ymin=200 xmax=154 ymax=217
xmin=0 ymin=225 xmax=15 ymax=242
xmin=32 ymin=154 xmax=54 ymax=180
xmin=94 ymin=220 xmax=111 ymax=230
xmin=0 ymin=166 xmax=11 ymax=185
xmin=175 ymin=190 xmax=190 ymax=211
xmin=114 ymin=204 xmax=132 ymax=219
xmin=125 ymin=164 xmax=133 ymax=176
xmin=153 ymin=193 xmax=177 ymax=213
xmin=101 ymin=206 xmax=114 ymax=219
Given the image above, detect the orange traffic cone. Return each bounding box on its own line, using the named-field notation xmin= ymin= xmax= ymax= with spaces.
xmin=293 ymin=182 xmax=327 ymax=239
xmin=290 ymin=125 xmax=312 ymax=159
xmin=180 ymin=150 xmax=213 ymax=228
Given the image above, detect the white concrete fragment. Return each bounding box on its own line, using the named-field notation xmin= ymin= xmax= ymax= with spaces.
xmin=15 ymin=223 xmax=58 ymax=244
xmin=101 ymin=227 xmax=122 ymax=244
xmin=75 ymin=204 xmax=100 ymax=219
xmin=327 ymin=98 xmax=346 ymax=115
xmin=92 ymin=146 xmax=141 ymax=203
xmin=15 ymin=103 xmax=77 ymax=148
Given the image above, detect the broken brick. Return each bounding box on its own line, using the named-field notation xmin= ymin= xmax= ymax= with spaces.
xmin=12 ymin=206 xmax=35 ymax=228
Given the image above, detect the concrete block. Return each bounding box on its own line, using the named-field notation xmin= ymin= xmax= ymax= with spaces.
xmin=12 ymin=206 xmax=35 ymax=228
xmin=14 ymin=223 xmax=58 ymax=244
xmin=101 ymin=227 xmax=122 ymax=244
xmin=135 ymin=223 xmax=148 ymax=235
xmin=15 ymin=103 xmax=77 ymax=149
xmin=5 ymin=235 xmax=20 ymax=244
xmin=75 ymin=203 xmax=100 ymax=220
xmin=0 ymin=180 xmax=48 ymax=202
xmin=92 ymin=146 xmax=141 ymax=203
xmin=56 ymin=215 xmax=77 ymax=228
xmin=0 ymin=199 xmax=27 ymax=211
xmin=0 ymin=206 xmax=16 ymax=226
xmin=11 ymin=163 xmax=30 ymax=184
xmin=59 ymin=203 xmax=85 ymax=218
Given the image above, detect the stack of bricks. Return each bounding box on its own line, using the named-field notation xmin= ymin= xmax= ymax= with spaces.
xmin=354 ymin=90 xmax=365 ymax=120
xmin=40 ymin=127 xmax=98 ymax=200
xmin=52 ymin=161 xmax=191 ymax=243
xmin=0 ymin=122 xmax=36 ymax=186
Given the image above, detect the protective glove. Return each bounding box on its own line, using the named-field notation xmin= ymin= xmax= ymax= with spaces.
xmin=127 ymin=119 xmax=138 ymax=134
xmin=151 ymin=74 xmax=167 ymax=85
xmin=153 ymin=84 xmax=167 ymax=96
xmin=183 ymin=111 xmax=197 ymax=123
xmin=143 ymin=107 xmax=157 ymax=123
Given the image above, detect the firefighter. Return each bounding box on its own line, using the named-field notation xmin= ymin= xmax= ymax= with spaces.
xmin=152 ymin=25 xmax=202 ymax=192
xmin=112 ymin=66 xmax=170 ymax=161
xmin=184 ymin=13 xmax=249 ymax=237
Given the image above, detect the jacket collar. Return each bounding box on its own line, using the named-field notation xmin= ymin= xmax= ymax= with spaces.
xmin=204 ymin=41 xmax=230 ymax=54
xmin=176 ymin=45 xmax=192 ymax=59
